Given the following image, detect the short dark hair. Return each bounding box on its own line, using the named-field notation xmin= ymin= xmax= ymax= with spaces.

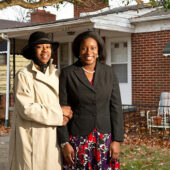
xmin=72 ymin=31 xmax=106 ymax=61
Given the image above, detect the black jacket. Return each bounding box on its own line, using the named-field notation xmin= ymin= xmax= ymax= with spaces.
xmin=57 ymin=60 xmax=124 ymax=144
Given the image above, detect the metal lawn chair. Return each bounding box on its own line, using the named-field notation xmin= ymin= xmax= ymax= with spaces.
xmin=147 ymin=92 xmax=170 ymax=134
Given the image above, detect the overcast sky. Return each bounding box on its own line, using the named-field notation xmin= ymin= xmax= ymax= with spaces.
xmin=0 ymin=0 xmax=138 ymax=21
xmin=0 ymin=2 xmax=74 ymax=21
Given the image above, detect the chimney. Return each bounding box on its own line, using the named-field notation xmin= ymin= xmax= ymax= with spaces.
xmin=31 ymin=9 xmax=56 ymax=23
xmin=74 ymin=0 xmax=109 ymax=18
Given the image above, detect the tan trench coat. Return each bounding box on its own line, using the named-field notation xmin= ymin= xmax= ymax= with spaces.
xmin=9 ymin=60 xmax=63 ymax=170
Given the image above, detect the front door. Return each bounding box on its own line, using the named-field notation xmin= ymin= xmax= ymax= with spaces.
xmin=106 ymin=37 xmax=132 ymax=105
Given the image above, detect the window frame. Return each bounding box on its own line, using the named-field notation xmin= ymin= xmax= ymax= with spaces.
xmin=106 ymin=37 xmax=131 ymax=84
xmin=0 ymin=53 xmax=7 ymax=65
xmin=111 ymin=41 xmax=128 ymax=83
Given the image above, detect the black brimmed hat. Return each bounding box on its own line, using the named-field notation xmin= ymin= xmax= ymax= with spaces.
xmin=21 ymin=31 xmax=59 ymax=59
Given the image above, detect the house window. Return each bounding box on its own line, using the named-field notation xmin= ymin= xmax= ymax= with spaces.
xmin=0 ymin=54 xmax=7 ymax=65
xmin=111 ymin=42 xmax=128 ymax=83
xmin=60 ymin=43 xmax=69 ymax=69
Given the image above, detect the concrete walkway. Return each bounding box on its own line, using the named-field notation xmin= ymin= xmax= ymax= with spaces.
xmin=0 ymin=135 xmax=9 ymax=170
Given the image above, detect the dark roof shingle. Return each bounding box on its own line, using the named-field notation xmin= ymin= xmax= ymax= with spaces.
xmin=0 ymin=19 xmax=29 ymax=29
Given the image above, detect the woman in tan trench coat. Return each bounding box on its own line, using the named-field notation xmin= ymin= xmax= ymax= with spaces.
xmin=8 ymin=31 xmax=72 ymax=170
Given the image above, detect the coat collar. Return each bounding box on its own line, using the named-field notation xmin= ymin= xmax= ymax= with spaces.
xmin=73 ymin=60 xmax=102 ymax=92
xmin=31 ymin=59 xmax=56 ymax=75
xmin=28 ymin=60 xmax=59 ymax=94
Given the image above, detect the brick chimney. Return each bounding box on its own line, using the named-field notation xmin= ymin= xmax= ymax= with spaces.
xmin=74 ymin=0 xmax=109 ymax=18
xmin=31 ymin=9 xmax=56 ymax=23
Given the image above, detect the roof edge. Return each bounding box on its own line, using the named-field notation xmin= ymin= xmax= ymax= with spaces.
xmin=130 ymin=14 xmax=170 ymax=23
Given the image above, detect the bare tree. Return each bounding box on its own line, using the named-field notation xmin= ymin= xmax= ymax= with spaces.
xmin=7 ymin=6 xmax=32 ymax=22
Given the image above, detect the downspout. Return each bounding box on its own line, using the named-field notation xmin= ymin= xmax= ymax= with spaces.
xmin=0 ymin=33 xmax=10 ymax=126
xmin=12 ymin=38 xmax=16 ymax=79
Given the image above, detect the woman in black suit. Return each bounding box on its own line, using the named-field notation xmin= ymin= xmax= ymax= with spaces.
xmin=58 ymin=31 xmax=124 ymax=170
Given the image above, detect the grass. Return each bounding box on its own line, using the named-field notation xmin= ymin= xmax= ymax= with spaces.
xmin=120 ymin=144 xmax=170 ymax=170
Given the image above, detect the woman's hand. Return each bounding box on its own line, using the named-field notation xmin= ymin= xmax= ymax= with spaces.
xmin=61 ymin=106 xmax=73 ymax=119
xmin=62 ymin=143 xmax=75 ymax=165
xmin=61 ymin=106 xmax=73 ymax=125
xmin=62 ymin=116 xmax=69 ymax=126
xmin=109 ymin=141 xmax=120 ymax=162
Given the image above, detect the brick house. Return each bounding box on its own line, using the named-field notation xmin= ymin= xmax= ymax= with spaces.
xmin=0 ymin=1 xmax=170 ymax=119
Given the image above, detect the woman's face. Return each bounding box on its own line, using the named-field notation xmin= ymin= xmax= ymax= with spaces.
xmin=79 ymin=37 xmax=98 ymax=66
xmin=34 ymin=44 xmax=52 ymax=64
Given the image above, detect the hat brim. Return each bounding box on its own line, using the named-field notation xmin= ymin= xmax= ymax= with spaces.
xmin=21 ymin=40 xmax=59 ymax=59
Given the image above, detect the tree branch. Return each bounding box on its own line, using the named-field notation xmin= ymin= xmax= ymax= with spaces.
xmin=0 ymin=0 xmax=169 ymax=11
xmin=0 ymin=0 xmax=90 ymax=10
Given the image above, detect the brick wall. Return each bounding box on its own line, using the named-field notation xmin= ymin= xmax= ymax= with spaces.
xmin=132 ymin=30 xmax=170 ymax=105
xmin=31 ymin=9 xmax=56 ymax=23
xmin=74 ymin=0 xmax=108 ymax=17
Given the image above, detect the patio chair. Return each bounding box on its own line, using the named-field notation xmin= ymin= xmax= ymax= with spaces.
xmin=147 ymin=92 xmax=170 ymax=134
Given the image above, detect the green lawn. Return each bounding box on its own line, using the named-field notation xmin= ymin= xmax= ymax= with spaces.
xmin=120 ymin=144 xmax=170 ymax=169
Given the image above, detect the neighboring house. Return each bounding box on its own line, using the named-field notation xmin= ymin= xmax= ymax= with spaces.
xmin=0 ymin=1 xmax=170 ymax=109
xmin=0 ymin=20 xmax=30 ymax=119
xmin=0 ymin=40 xmax=7 ymax=94
xmin=0 ymin=39 xmax=29 ymax=94
xmin=0 ymin=40 xmax=7 ymax=115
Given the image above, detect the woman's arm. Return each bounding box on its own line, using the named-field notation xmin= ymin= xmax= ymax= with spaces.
xmin=57 ymin=69 xmax=70 ymax=144
xmin=15 ymin=70 xmax=63 ymax=126
xmin=109 ymin=68 xmax=124 ymax=159
xmin=110 ymin=67 xmax=124 ymax=142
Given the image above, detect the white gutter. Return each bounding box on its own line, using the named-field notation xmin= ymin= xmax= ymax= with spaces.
xmin=130 ymin=15 xmax=170 ymax=23
xmin=0 ymin=33 xmax=10 ymax=126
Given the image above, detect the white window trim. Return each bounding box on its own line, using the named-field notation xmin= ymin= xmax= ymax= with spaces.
xmin=105 ymin=36 xmax=132 ymax=104
xmin=106 ymin=37 xmax=131 ymax=84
